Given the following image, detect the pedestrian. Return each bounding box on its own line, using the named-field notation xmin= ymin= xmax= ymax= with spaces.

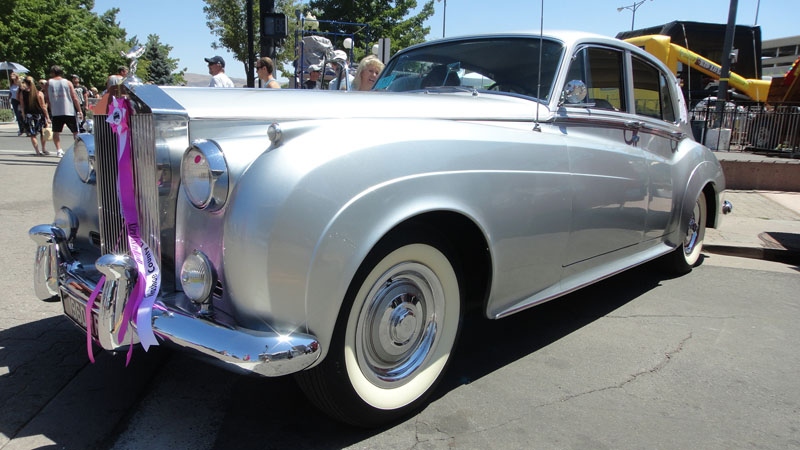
xmin=71 ymin=75 xmax=88 ymax=115
xmin=328 ymin=50 xmax=354 ymax=91
xmin=8 ymin=72 xmax=25 ymax=136
xmin=71 ymin=74 xmax=89 ymax=131
xmin=108 ymin=65 xmax=128 ymax=88
xmin=17 ymin=76 xmax=51 ymax=156
xmin=256 ymin=56 xmax=280 ymax=89
xmin=303 ymin=64 xmax=322 ymax=89
xmin=205 ymin=56 xmax=234 ymax=88
xmin=352 ymin=56 xmax=385 ymax=91
xmin=45 ymin=65 xmax=83 ymax=158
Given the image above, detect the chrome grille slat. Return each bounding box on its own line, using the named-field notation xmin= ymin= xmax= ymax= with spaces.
xmin=95 ymin=113 xmax=161 ymax=278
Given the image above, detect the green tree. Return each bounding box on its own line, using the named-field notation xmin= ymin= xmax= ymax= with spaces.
xmin=203 ymin=0 xmax=301 ymax=84
xmin=307 ymin=0 xmax=435 ymax=62
xmin=140 ymin=34 xmax=186 ymax=85
xmin=0 ymin=0 xmax=130 ymax=90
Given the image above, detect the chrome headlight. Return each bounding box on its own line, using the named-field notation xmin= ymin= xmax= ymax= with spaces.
xmin=181 ymin=140 xmax=228 ymax=211
xmin=73 ymin=134 xmax=95 ymax=183
xmin=180 ymin=250 xmax=215 ymax=303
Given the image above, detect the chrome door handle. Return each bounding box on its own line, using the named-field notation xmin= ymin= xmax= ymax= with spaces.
xmin=624 ymin=120 xmax=644 ymax=129
xmin=670 ymin=131 xmax=685 ymax=140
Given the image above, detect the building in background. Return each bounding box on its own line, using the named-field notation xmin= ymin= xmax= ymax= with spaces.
xmin=762 ymin=36 xmax=800 ymax=79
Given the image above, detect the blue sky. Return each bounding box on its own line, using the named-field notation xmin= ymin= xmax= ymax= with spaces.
xmin=92 ymin=0 xmax=795 ymax=81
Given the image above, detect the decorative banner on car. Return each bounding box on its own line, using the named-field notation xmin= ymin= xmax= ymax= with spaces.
xmin=108 ymin=96 xmax=161 ymax=360
xmin=83 ymin=96 xmax=161 ymax=364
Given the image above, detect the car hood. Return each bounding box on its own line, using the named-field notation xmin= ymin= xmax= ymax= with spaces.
xmin=127 ymin=84 xmax=548 ymax=123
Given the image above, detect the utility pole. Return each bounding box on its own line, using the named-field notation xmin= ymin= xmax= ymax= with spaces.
xmin=246 ymin=0 xmax=255 ymax=87
xmin=715 ymin=0 xmax=739 ymax=125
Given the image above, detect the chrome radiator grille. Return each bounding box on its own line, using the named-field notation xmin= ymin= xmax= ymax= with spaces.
xmin=95 ymin=113 xmax=161 ymax=270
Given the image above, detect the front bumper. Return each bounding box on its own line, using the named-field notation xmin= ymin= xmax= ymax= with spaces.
xmin=29 ymin=224 xmax=320 ymax=377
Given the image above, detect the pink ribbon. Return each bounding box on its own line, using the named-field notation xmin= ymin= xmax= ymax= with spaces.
xmin=83 ymin=96 xmax=160 ymax=364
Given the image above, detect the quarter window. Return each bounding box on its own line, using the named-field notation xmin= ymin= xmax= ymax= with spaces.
xmin=632 ymin=56 xmax=676 ymax=122
xmin=565 ymin=47 xmax=626 ymax=111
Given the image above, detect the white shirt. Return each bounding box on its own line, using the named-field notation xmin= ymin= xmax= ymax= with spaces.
xmin=209 ymin=72 xmax=234 ymax=88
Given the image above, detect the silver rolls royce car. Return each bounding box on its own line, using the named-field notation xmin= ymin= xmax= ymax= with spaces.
xmin=30 ymin=31 xmax=731 ymax=426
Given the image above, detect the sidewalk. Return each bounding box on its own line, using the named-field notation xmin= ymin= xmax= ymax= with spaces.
xmin=704 ymin=190 xmax=800 ymax=265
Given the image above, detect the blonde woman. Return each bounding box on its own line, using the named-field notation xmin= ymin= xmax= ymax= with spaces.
xmin=352 ymin=55 xmax=384 ymax=91
xmin=18 ymin=76 xmax=51 ymax=156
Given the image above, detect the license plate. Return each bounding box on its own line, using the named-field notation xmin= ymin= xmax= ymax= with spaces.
xmin=63 ymin=294 xmax=99 ymax=339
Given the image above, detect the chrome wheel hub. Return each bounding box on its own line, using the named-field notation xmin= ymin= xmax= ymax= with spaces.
xmin=356 ymin=262 xmax=443 ymax=388
xmin=684 ymin=201 xmax=700 ymax=254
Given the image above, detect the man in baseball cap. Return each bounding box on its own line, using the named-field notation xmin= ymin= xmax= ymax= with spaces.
xmin=303 ymin=64 xmax=322 ymax=89
xmin=205 ymin=55 xmax=234 ymax=88
xmin=328 ymin=50 xmax=353 ymax=90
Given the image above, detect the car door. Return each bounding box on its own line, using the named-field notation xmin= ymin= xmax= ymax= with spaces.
xmin=629 ymin=54 xmax=682 ymax=240
xmin=559 ymin=45 xmax=649 ymax=267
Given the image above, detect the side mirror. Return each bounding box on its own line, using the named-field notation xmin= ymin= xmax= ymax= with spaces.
xmin=562 ymin=80 xmax=587 ymax=104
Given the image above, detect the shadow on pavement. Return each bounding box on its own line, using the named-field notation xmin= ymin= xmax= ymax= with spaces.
xmin=0 ymin=155 xmax=61 ymax=166
xmin=208 ymin=262 xmax=670 ymax=449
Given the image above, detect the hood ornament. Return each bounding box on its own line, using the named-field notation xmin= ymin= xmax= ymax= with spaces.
xmin=121 ymin=45 xmax=146 ymax=85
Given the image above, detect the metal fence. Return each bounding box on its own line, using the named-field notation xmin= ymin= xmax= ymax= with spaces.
xmin=0 ymin=90 xmax=16 ymax=124
xmin=690 ymin=100 xmax=800 ymax=154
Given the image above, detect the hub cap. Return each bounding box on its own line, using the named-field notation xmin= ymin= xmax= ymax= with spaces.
xmin=356 ymin=262 xmax=444 ymax=388
xmin=684 ymin=199 xmax=701 ymax=254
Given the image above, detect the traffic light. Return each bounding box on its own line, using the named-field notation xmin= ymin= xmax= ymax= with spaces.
xmin=259 ymin=1 xmax=287 ymax=59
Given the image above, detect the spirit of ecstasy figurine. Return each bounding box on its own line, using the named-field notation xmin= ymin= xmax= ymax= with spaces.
xmin=121 ymin=45 xmax=146 ymax=84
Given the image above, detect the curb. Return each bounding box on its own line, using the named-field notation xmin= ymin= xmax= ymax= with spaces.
xmin=704 ymin=244 xmax=800 ymax=265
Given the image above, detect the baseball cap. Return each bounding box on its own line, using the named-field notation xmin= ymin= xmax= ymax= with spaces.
xmin=204 ymin=56 xmax=225 ymax=67
xmin=308 ymin=64 xmax=322 ymax=72
xmin=332 ymin=50 xmax=348 ymax=64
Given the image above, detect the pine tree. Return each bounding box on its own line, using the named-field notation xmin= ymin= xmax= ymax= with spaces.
xmin=141 ymin=34 xmax=185 ymax=86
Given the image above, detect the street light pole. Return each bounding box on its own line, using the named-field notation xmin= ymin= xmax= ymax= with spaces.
xmin=437 ymin=0 xmax=447 ymax=38
xmin=617 ymin=0 xmax=652 ymax=31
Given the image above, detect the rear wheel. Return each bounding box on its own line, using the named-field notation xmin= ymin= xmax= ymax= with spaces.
xmin=664 ymin=192 xmax=707 ymax=274
xmin=296 ymin=233 xmax=462 ymax=426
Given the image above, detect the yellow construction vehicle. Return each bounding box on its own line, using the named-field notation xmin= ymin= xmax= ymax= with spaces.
xmin=625 ymin=34 xmax=771 ymax=102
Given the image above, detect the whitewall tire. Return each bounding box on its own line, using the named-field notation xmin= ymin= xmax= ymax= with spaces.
xmin=296 ymin=233 xmax=463 ymax=426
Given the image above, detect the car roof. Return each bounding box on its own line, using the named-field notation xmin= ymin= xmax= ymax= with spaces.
xmin=396 ymin=30 xmax=645 ymax=59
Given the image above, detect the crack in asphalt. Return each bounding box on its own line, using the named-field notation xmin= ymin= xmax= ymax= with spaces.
xmin=537 ymin=332 xmax=693 ymax=408
xmin=408 ymin=333 xmax=695 ymax=447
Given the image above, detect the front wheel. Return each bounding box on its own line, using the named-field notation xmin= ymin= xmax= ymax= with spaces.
xmin=296 ymin=235 xmax=462 ymax=426
xmin=663 ymin=192 xmax=707 ymax=274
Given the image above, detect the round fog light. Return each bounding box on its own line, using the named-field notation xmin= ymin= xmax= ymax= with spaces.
xmin=180 ymin=250 xmax=215 ymax=303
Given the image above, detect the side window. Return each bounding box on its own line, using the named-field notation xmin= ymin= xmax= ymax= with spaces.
xmin=632 ymin=56 xmax=676 ymax=122
xmin=566 ymin=47 xmax=626 ymax=112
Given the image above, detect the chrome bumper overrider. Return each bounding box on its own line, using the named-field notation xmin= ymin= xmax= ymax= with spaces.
xmin=29 ymin=224 xmax=320 ymax=377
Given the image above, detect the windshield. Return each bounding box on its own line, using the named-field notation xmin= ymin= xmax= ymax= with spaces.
xmin=374 ymin=37 xmax=564 ymax=101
